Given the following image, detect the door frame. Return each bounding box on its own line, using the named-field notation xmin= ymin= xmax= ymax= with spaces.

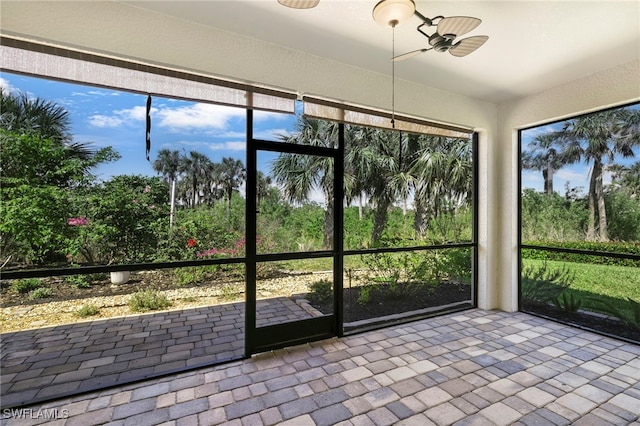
xmin=245 ymin=110 xmax=344 ymax=355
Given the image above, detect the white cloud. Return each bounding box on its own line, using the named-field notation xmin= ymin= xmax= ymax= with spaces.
xmin=88 ymin=102 xmax=245 ymax=132
xmin=122 ymin=105 xmax=148 ymax=121
xmin=72 ymin=89 xmax=120 ymax=97
xmin=254 ymin=128 xmax=291 ymax=140
xmin=208 ymin=141 xmax=246 ymax=151
xmin=164 ymin=140 xmax=246 ymax=152
xmin=556 ymin=168 xmax=587 ymax=183
xmin=88 ymin=105 xmax=147 ymax=128
xmin=254 ymin=110 xmax=291 ymax=122
xmin=155 ymin=103 xmax=244 ymax=130
xmin=88 ymin=115 xmax=124 ymax=128
xmin=0 ymin=77 xmax=17 ymax=95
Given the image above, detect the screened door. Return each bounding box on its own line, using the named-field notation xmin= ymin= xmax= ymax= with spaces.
xmin=245 ymin=130 xmax=342 ymax=354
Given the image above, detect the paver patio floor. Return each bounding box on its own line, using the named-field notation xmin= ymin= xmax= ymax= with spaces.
xmin=1 ymin=309 xmax=639 ymax=425
xmin=1 ymin=297 xmax=313 ymax=408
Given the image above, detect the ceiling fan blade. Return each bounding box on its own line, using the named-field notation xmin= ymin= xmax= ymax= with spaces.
xmin=393 ymin=48 xmax=430 ymax=61
xmin=437 ymin=16 xmax=481 ymax=37
xmin=449 ymin=35 xmax=488 ymax=57
xmin=277 ymin=0 xmax=319 ymax=9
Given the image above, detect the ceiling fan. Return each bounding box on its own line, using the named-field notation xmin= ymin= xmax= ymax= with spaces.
xmin=372 ymin=0 xmax=488 ymax=61
xmin=395 ymin=12 xmax=489 ymax=61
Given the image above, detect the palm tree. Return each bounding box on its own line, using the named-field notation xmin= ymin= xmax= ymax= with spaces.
xmin=201 ymin=160 xmax=222 ymax=206
xmin=1 ymin=90 xmax=98 ymax=170
xmin=522 ymin=131 xmax=565 ymax=195
xmin=1 ymin=90 xmax=117 ymax=188
xmin=179 ymin=151 xmax=212 ymax=208
xmin=256 ymin=171 xmax=272 ymax=208
xmin=152 ymin=149 xmax=181 ymax=227
xmin=607 ymin=163 xmax=628 ymax=189
xmin=357 ymin=129 xmax=407 ymax=244
xmin=219 ymin=157 xmax=246 ymax=210
xmin=272 ymin=117 xmax=339 ymax=249
xmin=560 ymin=108 xmax=639 ymax=241
xmin=619 ymin=161 xmax=640 ymax=198
xmin=0 ymin=91 xmax=71 ymax=144
xmin=411 ymin=136 xmax=473 ymax=239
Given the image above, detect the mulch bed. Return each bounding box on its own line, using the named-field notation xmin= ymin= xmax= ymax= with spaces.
xmin=522 ymin=302 xmax=640 ymax=344
xmin=309 ymin=281 xmax=473 ymax=323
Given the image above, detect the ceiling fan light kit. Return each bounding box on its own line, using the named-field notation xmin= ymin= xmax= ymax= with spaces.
xmin=373 ymin=0 xmax=416 ymax=27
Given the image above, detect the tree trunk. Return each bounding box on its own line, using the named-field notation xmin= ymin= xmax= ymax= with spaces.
xmin=544 ymin=162 xmax=554 ymax=195
xmin=413 ymin=198 xmax=429 ymax=238
xmin=371 ymin=197 xmax=391 ymax=245
xmin=169 ymin=179 xmax=176 ymax=228
xmin=586 ymin=166 xmax=597 ymax=241
xmin=593 ymin=160 xmax=608 ymax=241
xmin=192 ymin=180 xmax=197 ymax=208
xmin=323 ymin=195 xmax=334 ymax=249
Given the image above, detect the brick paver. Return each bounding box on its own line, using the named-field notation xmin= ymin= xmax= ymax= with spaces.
xmin=0 ymin=297 xmax=313 ymax=407
xmin=1 ymin=309 xmax=639 ymax=425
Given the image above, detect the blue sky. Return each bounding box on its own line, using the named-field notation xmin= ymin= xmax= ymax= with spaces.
xmin=2 ymin=72 xmax=638 ymax=198
xmin=520 ymin=111 xmax=639 ymax=196
xmin=0 ymin=72 xmax=297 ymax=182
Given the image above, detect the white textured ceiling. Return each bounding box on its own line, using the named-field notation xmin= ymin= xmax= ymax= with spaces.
xmin=120 ymin=0 xmax=640 ymax=103
xmin=1 ymin=1 xmax=638 ymax=104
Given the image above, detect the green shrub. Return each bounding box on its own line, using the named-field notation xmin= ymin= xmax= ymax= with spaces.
xmin=75 ymin=305 xmax=100 ymax=317
xmin=357 ymin=286 xmax=371 ymax=305
xmin=605 ymin=191 xmax=640 ymax=241
xmin=522 ymin=242 xmax=640 ymax=267
xmin=174 ymin=267 xmax=204 ymax=286
xmin=12 ymin=278 xmax=42 ymax=294
xmin=28 ymin=287 xmax=51 ymax=300
xmin=66 ymin=274 xmax=92 ymax=289
xmin=307 ymin=279 xmax=333 ymax=304
xmin=553 ymin=291 xmax=583 ymax=313
xmin=439 ymin=248 xmax=472 ymax=284
xmin=128 ymin=290 xmax=171 ymax=312
xmin=595 ymin=297 xmax=640 ymax=330
xmin=521 ymin=261 xmax=574 ymax=304
xmin=85 ymin=175 xmax=169 ymax=264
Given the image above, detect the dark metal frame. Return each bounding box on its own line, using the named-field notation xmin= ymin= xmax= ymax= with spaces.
xmin=244 ymin=109 xmax=343 ymax=354
xmin=2 ymin=115 xmax=480 ymax=349
xmin=2 ymin=108 xmax=479 ymax=407
xmin=517 ymin=102 xmax=640 ymax=335
xmin=339 ymin=131 xmax=479 ymax=334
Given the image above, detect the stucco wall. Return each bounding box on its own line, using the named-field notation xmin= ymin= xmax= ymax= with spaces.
xmin=496 ymin=59 xmax=640 ymax=312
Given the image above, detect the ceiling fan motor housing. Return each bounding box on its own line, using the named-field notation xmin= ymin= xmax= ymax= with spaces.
xmin=429 ymin=33 xmax=455 ymax=52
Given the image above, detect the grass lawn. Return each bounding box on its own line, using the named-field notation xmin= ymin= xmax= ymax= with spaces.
xmin=522 ymin=258 xmax=640 ymax=322
xmin=523 ymin=259 xmax=640 ymax=300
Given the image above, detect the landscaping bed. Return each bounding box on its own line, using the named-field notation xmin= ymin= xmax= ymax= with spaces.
xmin=523 ymin=302 xmax=640 ymax=343
xmin=0 ymin=269 xmax=320 ymax=333
xmin=309 ymin=281 xmax=473 ymax=323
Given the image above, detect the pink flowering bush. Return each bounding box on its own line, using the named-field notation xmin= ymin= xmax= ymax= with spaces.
xmin=197 ymin=236 xmax=247 ymax=259
xmin=67 ymin=217 xmax=89 ymax=226
xmin=63 ymin=175 xmax=168 ymax=264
